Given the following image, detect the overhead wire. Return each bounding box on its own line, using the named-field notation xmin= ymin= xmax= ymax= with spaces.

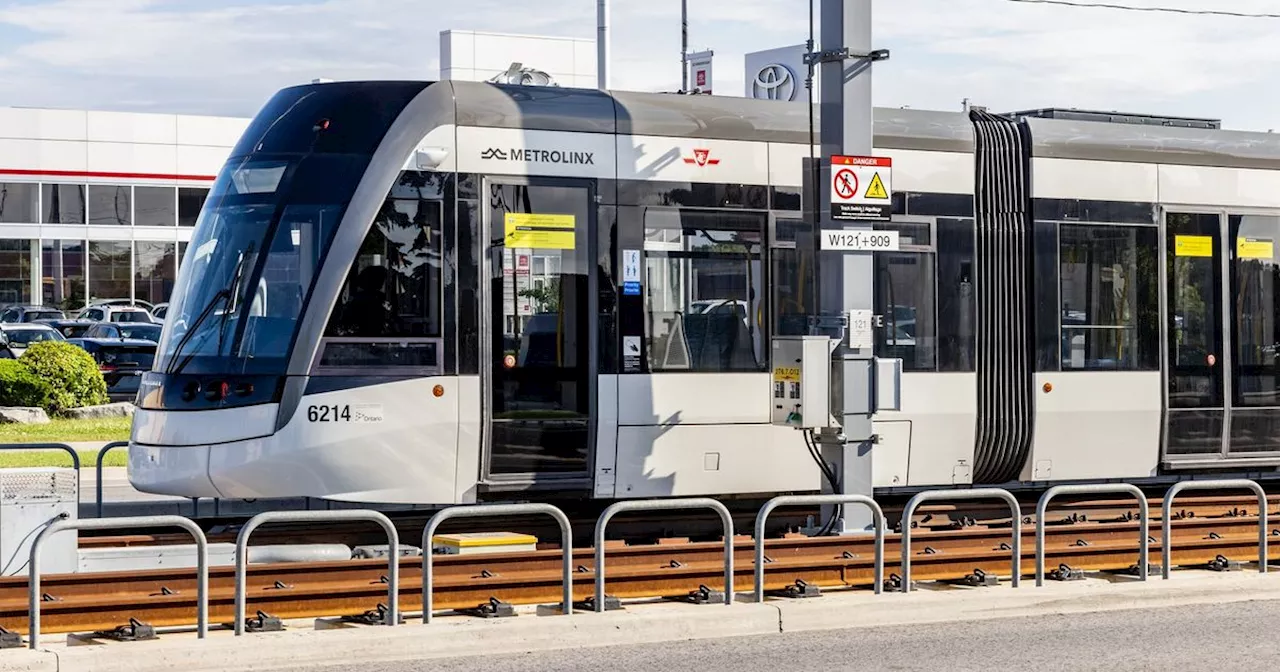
xmin=1000 ymin=0 xmax=1280 ymax=18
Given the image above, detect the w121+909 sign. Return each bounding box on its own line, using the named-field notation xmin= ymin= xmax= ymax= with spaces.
xmin=830 ymin=155 xmax=891 ymax=222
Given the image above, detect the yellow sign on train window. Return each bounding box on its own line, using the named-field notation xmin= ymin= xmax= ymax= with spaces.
xmin=1174 ymin=235 xmax=1213 ymax=257
xmin=773 ymin=367 xmax=801 ymax=383
xmin=504 ymin=213 xmax=576 ymax=249
xmin=1237 ymin=237 xmax=1275 ymax=259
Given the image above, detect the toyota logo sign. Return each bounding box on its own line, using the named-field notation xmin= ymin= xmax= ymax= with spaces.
xmin=751 ymin=64 xmax=796 ymax=101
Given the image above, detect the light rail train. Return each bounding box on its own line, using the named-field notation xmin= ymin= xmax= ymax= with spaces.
xmin=129 ymin=80 xmax=1280 ymax=504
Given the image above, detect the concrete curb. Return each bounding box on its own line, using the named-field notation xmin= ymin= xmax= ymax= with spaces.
xmin=8 ymin=570 xmax=1280 ymax=672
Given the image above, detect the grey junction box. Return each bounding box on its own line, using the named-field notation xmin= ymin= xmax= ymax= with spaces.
xmin=1 ymin=468 xmax=78 ymax=577
xmin=770 ymin=336 xmax=833 ymax=430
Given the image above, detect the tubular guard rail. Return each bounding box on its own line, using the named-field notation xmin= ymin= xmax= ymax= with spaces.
xmin=1035 ymin=483 xmax=1148 ymax=586
xmin=235 ymin=510 xmax=400 ymax=634
xmin=94 ymin=441 xmax=128 ymax=518
xmin=595 ymin=498 xmax=735 ymax=610
xmin=753 ymin=494 xmax=884 ymax=602
xmin=29 ymin=514 xmax=208 ymax=649
xmin=900 ymin=488 xmax=1022 ymax=593
xmin=422 ymin=503 xmax=573 ymax=623
xmin=1162 ymin=479 xmax=1268 ymax=579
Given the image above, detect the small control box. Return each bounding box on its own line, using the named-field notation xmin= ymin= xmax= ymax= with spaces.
xmin=770 ymin=336 xmax=832 ymax=429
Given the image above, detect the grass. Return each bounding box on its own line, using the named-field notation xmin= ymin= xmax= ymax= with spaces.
xmin=0 ymin=416 xmax=132 ymax=468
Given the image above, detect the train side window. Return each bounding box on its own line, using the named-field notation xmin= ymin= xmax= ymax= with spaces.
xmin=643 ymin=208 xmax=766 ymax=373
xmin=1056 ymin=223 xmax=1159 ymax=371
xmin=874 ymin=220 xmax=936 ymax=372
xmin=936 ymin=218 xmax=976 ymax=372
xmin=317 ymin=174 xmax=445 ymax=373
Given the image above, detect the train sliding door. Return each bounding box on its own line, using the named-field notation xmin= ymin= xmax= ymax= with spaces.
xmin=1164 ymin=210 xmax=1280 ymax=462
xmin=482 ymin=179 xmax=596 ymax=485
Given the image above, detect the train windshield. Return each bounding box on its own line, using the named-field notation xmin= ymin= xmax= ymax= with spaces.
xmin=155 ymin=81 xmax=429 ymax=376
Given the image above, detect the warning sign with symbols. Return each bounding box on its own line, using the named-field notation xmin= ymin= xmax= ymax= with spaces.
xmin=830 ymin=155 xmax=892 ymax=222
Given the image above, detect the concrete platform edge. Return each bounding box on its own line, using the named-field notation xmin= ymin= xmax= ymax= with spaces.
xmin=12 ymin=570 xmax=1280 ymax=672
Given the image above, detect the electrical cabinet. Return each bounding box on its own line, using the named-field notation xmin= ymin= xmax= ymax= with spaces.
xmin=770 ymin=336 xmax=833 ymax=429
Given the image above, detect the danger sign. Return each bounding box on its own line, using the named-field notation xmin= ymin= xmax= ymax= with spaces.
xmin=830 ymin=155 xmax=892 ymax=222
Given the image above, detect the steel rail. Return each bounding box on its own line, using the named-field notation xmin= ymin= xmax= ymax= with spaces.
xmin=6 ymin=512 xmax=1279 ymax=635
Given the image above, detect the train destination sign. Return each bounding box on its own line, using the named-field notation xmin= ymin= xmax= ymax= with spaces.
xmin=830 ymin=155 xmax=892 ymax=222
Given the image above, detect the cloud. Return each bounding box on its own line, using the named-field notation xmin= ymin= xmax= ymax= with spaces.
xmin=0 ymin=0 xmax=1276 ymax=131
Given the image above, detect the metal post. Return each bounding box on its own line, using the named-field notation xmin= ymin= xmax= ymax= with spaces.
xmin=900 ymin=489 xmax=1021 ymax=593
xmin=815 ymin=0 xmax=878 ymax=535
xmin=596 ymin=0 xmax=610 ymax=89
xmin=680 ymin=0 xmax=689 ymax=91
xmin=29 ymin=514 xmax=208 ymax=649
xmin=753 ymin=494 xmax=884 ymax=602
xmin=421 ymin=503 xmax=573 ymax=624
xmin=1035 ymin=484 xmax=1148 ymax=587
xmin=1161 ymin=480 xmax=1268 ymax=579
xmin=235 ymin=510 xmax=399 ymax=635
xmin=95 ymin=441 xmax=129 ymax=518
xmin=595 ymin=498 xmax=735 ymax=610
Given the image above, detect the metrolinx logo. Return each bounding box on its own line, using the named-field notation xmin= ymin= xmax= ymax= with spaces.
xmin=480 ymin=147 xmax=594 ymax=165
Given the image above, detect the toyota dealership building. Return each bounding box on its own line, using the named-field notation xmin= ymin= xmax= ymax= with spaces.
xmin=0 ymin=33 xmax=789 ymax=312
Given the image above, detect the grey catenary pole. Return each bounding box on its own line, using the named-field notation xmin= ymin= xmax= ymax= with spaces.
xmin=597 ymin=0 xmax=610 ymax=89
xmin=814 ymin=0 xmax=879 ymax=534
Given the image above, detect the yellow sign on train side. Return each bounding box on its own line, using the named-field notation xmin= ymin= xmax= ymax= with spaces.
xmin=1237 ymin=237 xmax=1275 ymax=259
xmin=504 ymin=213 xmax=576 ymax=249
xmin=1174 ymin=235 xmax=1213 ymax=257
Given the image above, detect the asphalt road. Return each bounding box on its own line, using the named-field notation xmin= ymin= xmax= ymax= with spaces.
xmin=290 ymin=599 xmax=1278 ymax=672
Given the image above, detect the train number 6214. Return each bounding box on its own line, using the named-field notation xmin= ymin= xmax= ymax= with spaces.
xmin=307 ymin=405 xmax=351 ymax=422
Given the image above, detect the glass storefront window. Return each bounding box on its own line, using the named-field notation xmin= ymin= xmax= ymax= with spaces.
xmin=0 ymin=240 xmax=32 ymax=308
xmin=88 ymin=241 xmax=132 ymax=302
xmin=0 ymin=183 xmax=39 ymax=224
xmin=178 ymin=187 xmax=208 ymax=227
xmin=87 ymin=185 xmax=132 ymax=226
xmin=42 ymin=184 xmax=85 ymax=224
xmin=135 ymin=187 xmax=177 ymax=227
xmin=134 ymin=242 xmax=176 ymax=307
xmin=42 ymin=239 xmax=86 ymax=311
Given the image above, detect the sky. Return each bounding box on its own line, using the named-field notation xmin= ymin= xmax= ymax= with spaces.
xmin=0 ymin=0 xmax=1278 ymax=131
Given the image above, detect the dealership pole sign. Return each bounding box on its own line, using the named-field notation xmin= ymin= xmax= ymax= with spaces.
xmin=687 ymin=50 xmax=713 ymax=93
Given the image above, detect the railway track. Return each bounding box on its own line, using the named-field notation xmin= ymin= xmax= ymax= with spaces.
xmin=10 ymin=503 xmax=1276 ymax=637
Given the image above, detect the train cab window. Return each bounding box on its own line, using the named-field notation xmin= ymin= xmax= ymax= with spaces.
xmin=1055 ymin=224 xmax=1159 ymax=371
xmin=318 ymin=172 xmax=444 ymax=372
xmin=643 ymin=208 xmax=766 ymax=372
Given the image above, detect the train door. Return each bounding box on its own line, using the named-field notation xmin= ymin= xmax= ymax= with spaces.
xmin=481 ymin=179 xmax=596 ymax=485
xmin=1163 ymin=209 xmax=1280 ymax=462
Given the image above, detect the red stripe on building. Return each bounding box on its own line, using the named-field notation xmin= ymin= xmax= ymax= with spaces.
xmin=0 ymin=168 xmax=217 ymax=181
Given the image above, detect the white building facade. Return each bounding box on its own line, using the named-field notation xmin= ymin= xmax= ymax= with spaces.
xmin=0 ymin=108 xmax=248 ymax=311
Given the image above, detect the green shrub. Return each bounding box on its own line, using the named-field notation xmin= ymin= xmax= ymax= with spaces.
xmin=19 ymin=341 xmax=108 ymax=413
xmin=0 ymin=360 xmax=52 ymax=408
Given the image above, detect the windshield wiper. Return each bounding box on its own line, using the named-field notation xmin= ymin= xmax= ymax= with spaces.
xmin=164 ymin=243 xmax=254 ymax=375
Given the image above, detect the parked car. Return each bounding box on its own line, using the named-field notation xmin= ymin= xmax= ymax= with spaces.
xmin=0 ymin=324 xmax=65 ymax=357
xmin=86 ymin=298 xmax=155 ymax=312
xmin=34 ymin=319 xmax=95 ymax=339
xmin=76 ymin=305 xmax=155 ymax=324
xmin=80 ymin=322 xmax=163 ymax=343
xmin=64 ymin=333 xmax=157 ymax=402
xmin=150 ymin=302 xmax=169 ymax=322
xmin=0 ymin=305 xmax=66 ymax=323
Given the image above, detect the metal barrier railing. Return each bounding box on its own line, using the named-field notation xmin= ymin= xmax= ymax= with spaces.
xmin=94 ymin=441 xmax=129 ymax=518
xmin=1162 ymin=479 xmax=1268 ymax=579
xmin=0 ymin=443 xmax=80 ymax=500
xmin=235 ymin=510 xmax=400 ymax=634
xmin=595 ymin=498 xmax=735 ymax=610
xmin=752 ymin=494 xmax=884 ymax=602
xmin=28 ymin=513 xmax=208 ymax=649
xmin=901 ymin=488 xmax=1022 ymax=593
xmin=421 ymin=503 xmax=573 ymax=624
xmin=1035 ymin=484 xmax=1148 ymax=586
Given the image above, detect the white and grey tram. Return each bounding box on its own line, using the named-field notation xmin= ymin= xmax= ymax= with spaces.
xmin=129 ymin=79 xmax=1280 ymax=504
